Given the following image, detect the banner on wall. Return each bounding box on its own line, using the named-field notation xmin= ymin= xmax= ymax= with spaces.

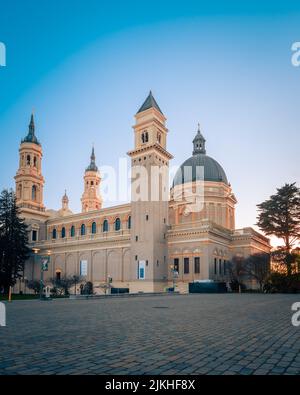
xmin=40 ymin=256 xmax=50 ymax=271
xmin=138 ymin=260 xmax=145 ymax=280
xmin=80 ymin=260 xmax=88 ymax=276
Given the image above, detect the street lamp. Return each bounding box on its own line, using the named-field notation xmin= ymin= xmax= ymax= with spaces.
xmin=45 ymin=250 xmax=51 ymax=297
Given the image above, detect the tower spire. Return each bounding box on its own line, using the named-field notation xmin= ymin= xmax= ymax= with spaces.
xmin=86 ymin=146 xmax=98 ymax=172
xmin=137 ymin=91 xmax=164 ymax=115
xmin=29 ymin=113 xmax=35 ymax=134
xmin=81 ymin=146 xmax=102 ymax=212
xmin=15 ymin=113 xmax=48 ymax=220
xmin=22 ymin=113 xmax=40 ymax=145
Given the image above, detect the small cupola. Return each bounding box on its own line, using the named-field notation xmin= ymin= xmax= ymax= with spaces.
xmin=193 ymin=123 xmax=206 ymax=155
xmin=62 ymin=190 xmax=69 ymax=210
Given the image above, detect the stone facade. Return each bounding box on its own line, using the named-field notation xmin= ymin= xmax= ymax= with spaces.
xmin=15 ymin=93 xmax=270 ymax=294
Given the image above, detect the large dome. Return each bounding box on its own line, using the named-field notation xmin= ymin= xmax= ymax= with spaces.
xmin=172 ymin=126 xmax=228 ymax=187
xmin=173 ymin=153 xmax=228 ymax=187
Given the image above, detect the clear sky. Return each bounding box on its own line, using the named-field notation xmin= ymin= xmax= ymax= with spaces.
xmin=0 ymin=1 xmax=299 ymax=245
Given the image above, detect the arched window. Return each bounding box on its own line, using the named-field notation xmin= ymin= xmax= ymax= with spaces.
xmin=141 ymin=132 xmax=145 ymax=143
xmin=91 ymin=222 xmax=97 ymax=234
xmin=32 ymin=185 xmax=37 ymax=201
xmin=70 ymin=226 xmax=75 ymax=237
xmin=103 ymin=219 xmax=108 ymax=232
xmin=61 ymin=227 xmax=66 ymax=238
xmin=52 ymin=229 xmax=57 ymax=239
xmin=127 ymin=216 xmax=131 ymax=229
xmin=145 ymin=131 xmax=149 ymax=142
xmin=80 ymin=224 xmax=86 ymax=236
xmin=115 ymin=218 xmax=121 ymax=231
xmin=157 ymin=132 xmax=161 ymax=144
xmin=33 ymin=156 xmax=37 ymax=167
xmin=26 ymin=155 xmax=31 ymax=166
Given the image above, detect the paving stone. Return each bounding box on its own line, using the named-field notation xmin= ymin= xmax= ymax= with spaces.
xmin=0 ymin=294 xmax=299 ymax=375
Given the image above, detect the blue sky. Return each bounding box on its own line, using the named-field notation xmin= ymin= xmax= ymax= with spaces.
xmin=0 ymin=1 xmax=300 ymax=241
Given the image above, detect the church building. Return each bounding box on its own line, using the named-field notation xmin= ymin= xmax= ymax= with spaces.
xmin=15 ymin=92 xmax=270 ymax=293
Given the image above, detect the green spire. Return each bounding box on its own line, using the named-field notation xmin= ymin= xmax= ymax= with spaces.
xmin=137 ymin=91 xmax=164 ymax=115
xmin=22 ymin=113 xmax=40 ymax=145
xmin=86 ymin=146 xmax=98 ymax=172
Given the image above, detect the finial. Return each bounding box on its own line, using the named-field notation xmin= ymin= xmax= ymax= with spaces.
xmin=197 ymin=123 xmax=201 ymax=133
xmin=91 ymin=145 xmax=95 ymax=159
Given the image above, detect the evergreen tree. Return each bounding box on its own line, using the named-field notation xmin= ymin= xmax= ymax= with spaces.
xmin=257 ymin=183 xmax=300 ymax=275
xmin=0 ymin=189 xmax=30 ymax=293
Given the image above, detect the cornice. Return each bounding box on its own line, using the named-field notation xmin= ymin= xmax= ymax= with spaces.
xmin=127 ymin=143 xmax=173 ymax=160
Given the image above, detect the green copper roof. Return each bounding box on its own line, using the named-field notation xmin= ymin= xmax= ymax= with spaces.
xmin=86 ymin=147 xmax=98 ymax=172
xmin=21 ymin=114 xmax=41 ymax=145
xmin=137 ymin=91 xmax=164 ymax=115
xmin=172 ymin=154 xmax=228 ymax=187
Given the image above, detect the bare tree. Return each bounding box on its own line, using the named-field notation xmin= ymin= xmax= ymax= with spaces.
xmin=243 ymin=253 xmax=271 ymax=292
xmin=227 ymin=256 xmax=245 ymax=292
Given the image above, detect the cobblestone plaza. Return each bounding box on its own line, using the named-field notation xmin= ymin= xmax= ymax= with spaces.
xmin=0 ymin=294 xmax=299 ymax=375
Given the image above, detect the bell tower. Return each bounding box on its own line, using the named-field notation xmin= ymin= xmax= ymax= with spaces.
xmin=127 ymin=91 xmax=173 ymax=292
xmin=81 ymin=147 xmax=102 ymax=212
xmin=15 ymin=114 xmax=48 ymax=221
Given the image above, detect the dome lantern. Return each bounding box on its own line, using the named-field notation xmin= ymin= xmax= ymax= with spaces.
xmin=172 ymin=125 xmax=228 ymax=187
xmin=193 ymin=123 xmax=206 ymax=155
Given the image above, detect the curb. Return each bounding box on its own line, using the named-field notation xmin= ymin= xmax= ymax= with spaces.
xmin=69 ymin=292 xmax=186 ymax=300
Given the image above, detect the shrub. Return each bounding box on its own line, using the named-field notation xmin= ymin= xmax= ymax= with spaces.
xmin=264 ymin=273 xmax=300 ymax=293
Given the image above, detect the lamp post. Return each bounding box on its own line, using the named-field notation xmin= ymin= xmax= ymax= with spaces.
xmin=45 ymin=250 xmax=51 ymax=298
